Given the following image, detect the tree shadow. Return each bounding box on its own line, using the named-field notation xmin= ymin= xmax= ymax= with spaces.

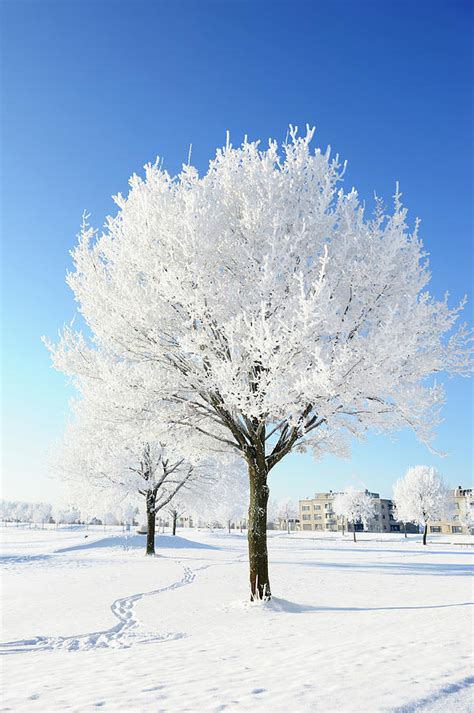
xmin=277 ymin=560 xmax=474 ymax=576
xmin=0 ymin=554 xmax=52 ymax=565
xmin=55 ymin=534 xmax=219 ymax=553
xmin=287 ymin=545 xmax=474 ymax=557
xmin=389 ymin=674 xmax=474 ymax=712
xmin=267 ymin=597 xmax=474 ymax=614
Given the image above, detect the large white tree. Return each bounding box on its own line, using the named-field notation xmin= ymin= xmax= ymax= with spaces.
xmin=332 ymin=487 xmax=376 ymax=542
xmin=47 ymin=127 xmax=473 ymax=599
xmin=392 ymin=466 xmax=449 ymax=545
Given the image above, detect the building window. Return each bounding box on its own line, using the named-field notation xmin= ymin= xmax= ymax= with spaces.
xmin=302 ymin=506 xmax=310 ymax=511
xmin=430 ymin=526 xmax=442 ymax=533
xmin=452 ymin=526 xmax=462 ymax=533
xmin=313 ymin=505 xmax=321 ymax=510
xmin=302 ymin=515 xmax=311 ymax=521
xmin=302 ymin=524 xmax=312 ymax=530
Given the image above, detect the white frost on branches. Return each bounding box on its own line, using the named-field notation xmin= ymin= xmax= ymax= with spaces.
xmin=46 ymin=127 xmax=473 ymax=474
xmin=458 ymin=493 xmax=474 ymax=530
xmin=276 ymin=498 xmax=298 ymax=532
xmin=188 ymin=459 xmax=248 ymax=530
xmin=392 ymin=465 xmax=449 ymax=531
xmin=0 ymin=501 xmax=53 ymax=525
xmin=332 ymin=487 xmax=376 ymax=534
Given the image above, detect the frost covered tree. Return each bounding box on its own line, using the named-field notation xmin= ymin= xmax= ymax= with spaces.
xmin=30 ymin=502 xmax=53 ymax=527
xmin=63 ymin=431 xmax=199 ymax=555
xmin=392 ymin=493 xmax=415 ymax=538
xmin=332 ymin=488 xmax=376 ymax=542
xmin=46 ymin=342 xmax=220 ymax=555
xmin=277 ymin=498 xmax=298 ymax=533
xmin=54 ymin=504 xmax=81 ymax=525
xmin=458 ymin=492 xmax=473 ymax=532
xmin=0 ymin=501 xmax=53 ymax=527
xmin=392 ymin=466 xmax=449 ymax=545
xmin=53 ymin=396 xmax=211 ymax=555
xmin=47 ymin=127 xmax=473 ymax=599
xmin=166 ymin=500 xmax=186 ymax=535
xmin=189 ymin=461 xmax=248 ymax=533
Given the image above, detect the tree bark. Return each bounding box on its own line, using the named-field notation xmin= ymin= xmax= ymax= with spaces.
xmin=353 ymin=525 xmax=356 ymax=543
xmin=146 ymin=493 xmax=156 ymax=555
xmin=172 ymin=513 xmax=177 ymax=536
xmin=404 ymin=522 xmax=407 ymax=538
xmin=422 ymin=523 xmax=428 ymax=545
xmin=247 ymin=460 xmax=271 ymax=600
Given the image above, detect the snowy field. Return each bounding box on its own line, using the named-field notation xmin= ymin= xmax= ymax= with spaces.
xmin=1 ymin=526 xmax=473 ymax=713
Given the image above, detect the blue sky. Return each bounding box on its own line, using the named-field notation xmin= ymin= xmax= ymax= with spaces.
xmin=1 ymin=0 xmax=472 ymax=504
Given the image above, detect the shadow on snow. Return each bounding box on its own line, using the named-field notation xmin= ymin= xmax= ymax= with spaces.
xmin=277 ymin=560 xmax=474 ymax=576
xmin=388 ymin=675 xmax=474 ymax=712
xmin=55 ymin=534 xmax=219 ymax=554
xmin=265 ymin=597 xmax=474 ymax=614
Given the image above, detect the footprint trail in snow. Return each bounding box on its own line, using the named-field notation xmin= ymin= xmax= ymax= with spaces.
xmin=0 ymin=565 xmax=195 ymax=654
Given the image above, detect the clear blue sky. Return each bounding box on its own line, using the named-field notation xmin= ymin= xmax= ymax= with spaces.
xmin=1 ymin=0 xmax=472 ymax=504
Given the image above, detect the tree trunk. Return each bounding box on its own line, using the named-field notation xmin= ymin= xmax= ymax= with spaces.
xmin=404 ymin=522 xmax=407 ymax=538
xmin=353 ymin=525 xmax=356 ymax=543
xmin=172 ymin=513 xmax=177 ymax=536
xmin=146 ymin=493 xmax=156 ymax=555
xmin=422 ymin=523 xmax=428 ymax=545
xmin=247 ymin=461 xmax=271 ymax=600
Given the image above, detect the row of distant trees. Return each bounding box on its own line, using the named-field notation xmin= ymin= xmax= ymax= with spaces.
xmin=0 ymin=501 xmax=75 ymax=526
xmin=332 ymin=466 xmax=473 ymax=544
xmin=0 ymin=496 xmax=299 ymax=534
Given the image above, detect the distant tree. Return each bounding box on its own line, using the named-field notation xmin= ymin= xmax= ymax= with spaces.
xmin=49 ymin=362 xmax=219 ymax=556
xmin=31 ymin=502 xmax=53 ymax=528
xmin=54 ymin=504 xmax=81 ymax=525
xmin=56 ymin=416 xmax=202 ymax=555
xmin=191 ymin=463 xmax=248 ymax=534
xmin=333 ymin=488 xmax=376 ymax=542
xmin=277 ymin=498 xmax=298 ymax=533
xmin=392 ymin=493 xmax=415 ymax=539
xmin=166 ymin=500 xmax=186 ymax=536
xmin=46 ymin=127 xmax=473 ymax=599
xmin=392 ymin=466 xmax=449 ymax=545
xmin=456 ymin=492 xmax=473 ymax=532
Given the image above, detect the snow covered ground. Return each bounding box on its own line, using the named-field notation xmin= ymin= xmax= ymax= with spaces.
xmin=1 ymin=526 xmax=473 ymax=712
